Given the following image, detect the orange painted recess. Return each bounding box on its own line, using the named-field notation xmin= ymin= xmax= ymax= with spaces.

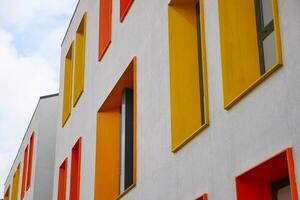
xmin=58 ymin=159 xmax=68 ymax=200
xmin=98 ymin=0 xmax=112 ymax=61
xmin=26 ymin=133 xmax=34 ymax=191
xmin=120 ymin=0 xmax=134 ymax=22
xmin=94 ymin=57 xmax=137 ymax=200
xmin=21 ymin=145 xmax=29 ymax=199
xmin=196 ymin=193 xmax=208 ymax=200
xmin=70 ymin=138 xmax=82 ymax=200
xmin=235 ymin=148 xmax=298 ymax=200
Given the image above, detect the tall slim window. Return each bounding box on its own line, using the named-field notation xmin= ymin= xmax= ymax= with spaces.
xmin=62 ymin=43 xmax=74 ymax=126
xmin=70 ymin=138 xmax=82 ymax=200
xmin=218 ymin=0 xmax=282 ymax=108
xmin=94 ymin=58 xmax=136 ymax=200
xmin=119 ymin=89 xmax=134 ymax=193
xmin=73 ymin=14 xmax=86 ymax=106
xmin=272 ymin=177 xmax=292 ymax=200
xmin=26 ymin=133 xmax=34 ymax=190
xmin=58 ymin=159 xmax=68 ymax=200
xmin=168 ymin=0 xmax=209 ymax=152
xmin=11 ymin=164 xmax=20 ymax=200
xmin=21 ymin=145 xmax=29 ymax=199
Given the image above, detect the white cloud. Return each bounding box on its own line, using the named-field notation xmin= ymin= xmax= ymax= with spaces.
xmin=0 ymin=0 xmax=78 ymax=196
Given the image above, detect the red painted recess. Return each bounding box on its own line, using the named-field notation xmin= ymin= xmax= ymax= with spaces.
xmin=235 ymin=148 xmax=298 ymax=200
xmin=196 ymin=193 xmax=208 ymax=200
xmin=70 ymin=138 xmax=82 ymax=200
xmin=98 ymin=0 xmax=112 ymax=61
xmin=21 ymin=145 xmax=29 ymax=199
xmin=120 ymin=0 xmax=134 ymax=22
xmin=58 ymin=159 xmax=68 ymax=200
xmin=26 ymin=133 xmax=35 ymax=190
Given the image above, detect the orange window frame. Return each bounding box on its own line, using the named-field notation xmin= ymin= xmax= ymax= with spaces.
xmin=94 ymin=57 xmax=137 ymax=200
xmin=26 ymin=133 xmax=34 ymax=190
xmin=120 ymin=0 xmax=134 ymax=22
xmin=21 ymin=145 xmax=29 ymax=199
xmin=70 ymin=138 xmax=82 ymax=200
xmin=98 ymin=0 xmax=112 ymax=61
xmin=58 ymin=159 xmax=68 ymax=200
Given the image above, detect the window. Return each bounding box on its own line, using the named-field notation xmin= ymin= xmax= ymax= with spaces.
xmin=4 ymin=186 xmax=10 ymax=200
xmin=235 ymin=148 xmax=298 ymax=200
xmin=119 ymin=89 xmax=134 ymax=193
xmin=62 ymin=43 xmax=74 ymax=126
xmin=70 ymin=138 xmax=82 ymax=200
xmin=272 ymin=177 xmax=292 ymax=200
xmin=73 ymin=14 xmax=87 ymax=106
xmin=168 ymin=0 xmax=209 ymax=152
xmin=58 ymin=159 xmax=68 ymax=200
xmin=120 ymin=0 xmax=134 ymax=22
xmin=11 ymin=164 xmax=20 ymax=200
xmin=94 ymin=57 xmax=136 ymax=199
xmin=218 ymin=0 xmax=282 ymax=109
xmin=21 ymin=145 xmax=29 ymax=199
xmin=99 ymin=0 xmax=112 ymax=60
xmin=196 ymin=193 xmax=208 ymax=200
xmin=26 ymin=133 xmax=34 ymax=190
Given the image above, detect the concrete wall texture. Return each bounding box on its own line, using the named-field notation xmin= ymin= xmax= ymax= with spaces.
xmin=4 ymin=0 xmax=300 ymax=199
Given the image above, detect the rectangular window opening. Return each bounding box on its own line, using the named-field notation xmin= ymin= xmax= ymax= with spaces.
xmin=11 ymin=164 xmax=20 ymax=200
xmin=70 ymin=138 xmax=82 ymax=200
xmin=21 ymin=145 xmax=29 ymax=199
xmin=58 ymin=159 xmax=68 ymax=200
xmin=73 ymin=14 xmax=86 ymax=106
xmin=62 ymin=43 xmax=74 ymax=126
xmin=26 ymin=133 xmax=34 ymax=190
xmin=168 ymin=0 xmax=208 ymax=152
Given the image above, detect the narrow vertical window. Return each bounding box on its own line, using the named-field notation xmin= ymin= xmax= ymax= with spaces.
xmin=26 ymin=133 xmax=34 ymax=190
xmin=94 ymin=58 xmax=136 ymax=199
xmin=58 ymin=159 xmax=68 ymax=200
xmin=70 ymin=138 xmax=82 ymax=200
xmin=11 ymin=164 xmax=20 ymax=200
xmin=73 ymin=14 xmax=87 ymax=106
xmin=255 ymin=0 xmax=277 ymax=73
xmin=21 ymin=145 xmax=29 ymax=199
xmin=120 ymin=0 xmax=134 ymax=22
xmin=119 ymin=89 xmax=134 ymax=193
xmin=272 ymin=177 xmax=292 ymax=200
xmin=4 ymin=186 xmax=10 ymax=200
xmin=98 ymin=0 xmax=112 ymax=60
xmin=62 ymin=43 xmax=74 ymax=126
xmin=168 ymin=0 xmax=209 ymax=152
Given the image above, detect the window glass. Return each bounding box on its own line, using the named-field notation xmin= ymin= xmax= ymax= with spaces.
xmin=277 ymin=185 xmax=292 ymax=200
xmin=263 ymin=31 xmax=277 ymax=71
xmin=262 ymin=0 xmax=273 ymax=26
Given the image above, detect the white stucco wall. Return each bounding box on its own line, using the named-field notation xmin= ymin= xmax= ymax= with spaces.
xmin=53 ymin=0 xmax=300 ymax=199
xmin=4 ymin=95 xmax=58 ymax=200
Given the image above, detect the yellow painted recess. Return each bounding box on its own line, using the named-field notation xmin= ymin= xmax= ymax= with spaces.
xmin=62 ymin=42 xmax=74 ymax=126
xmin=94 ymin=58 xmax=137 ymax=199
xmin=11 ymin=164 xmax=20 ymax=200
xmin=218 ymin=0 xmax=283 ymax=109
xmin=73 ymin=13 xmax=87 ymax=106
xmin=168 ymin=0 xmax=209 ymax=152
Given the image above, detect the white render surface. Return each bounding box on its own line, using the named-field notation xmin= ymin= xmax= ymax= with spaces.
xmin=52 ymin=0 xmax=300 ymax=200
xmin=4 ymin=95 xmax=58 ymax=200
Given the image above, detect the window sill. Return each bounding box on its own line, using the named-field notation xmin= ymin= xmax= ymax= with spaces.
xmin=115 ymin=183 xmax=136 ymax=200
xmin=224 ymin=63 xmax=283 ymax=110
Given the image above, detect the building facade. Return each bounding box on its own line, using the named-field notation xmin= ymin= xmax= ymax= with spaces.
xmin=4 ymin=0 xmax=300 ymax=199
xmin=4 ymin=94 xmax=58 ymax=200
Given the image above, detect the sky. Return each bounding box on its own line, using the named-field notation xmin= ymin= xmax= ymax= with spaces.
xmin=0 ymin=0 xmax=78 ymax=197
